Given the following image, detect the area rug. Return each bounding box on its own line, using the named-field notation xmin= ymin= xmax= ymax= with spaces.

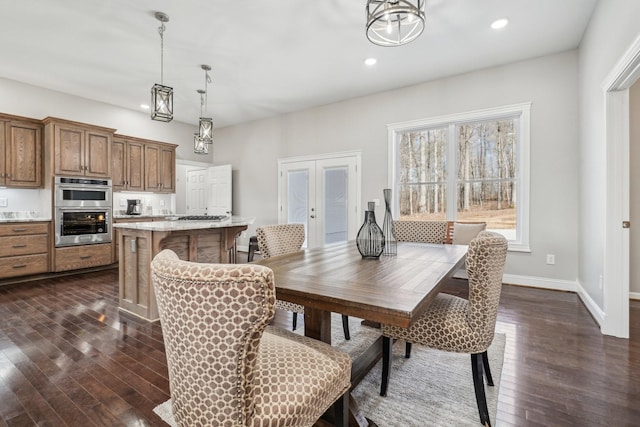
xmin=154 ymin=314 xmax=505 ymax=427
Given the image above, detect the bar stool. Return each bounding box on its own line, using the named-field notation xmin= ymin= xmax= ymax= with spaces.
xmin=248 ymin=235 xmax=259 ymax=262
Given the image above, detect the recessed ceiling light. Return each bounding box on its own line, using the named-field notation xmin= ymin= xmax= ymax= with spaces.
xmin=140 ymin=104 xmax=150 ymax=110
xmin=364 ymin=58 xmax=377 ymax=66
xmin=491 ymin=18 xmax=509 ymax=30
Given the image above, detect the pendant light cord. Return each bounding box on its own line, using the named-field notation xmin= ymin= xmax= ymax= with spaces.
xmin=158 ymin=22 xmax=165 ymax=85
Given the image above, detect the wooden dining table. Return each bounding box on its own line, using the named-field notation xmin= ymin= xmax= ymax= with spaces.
xmin=256 ymin=240 xmax=468 ymax=427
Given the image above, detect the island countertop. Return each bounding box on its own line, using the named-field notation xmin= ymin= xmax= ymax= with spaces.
xmin=116 ymin=215 xmax=253 ymax=321
xmin=113 ymin=216 xmax=254 ymax=231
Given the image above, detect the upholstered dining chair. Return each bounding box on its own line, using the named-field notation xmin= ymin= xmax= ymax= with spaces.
xmin=392 ymin=219 xmax=449 ymax=244
xmin=257 ymin=223 xmax=351 ymax=340
xmin=379 ymin=231 xmax=508 ymax=427
xmin=151 ymin=249 xmax=351 ymax=427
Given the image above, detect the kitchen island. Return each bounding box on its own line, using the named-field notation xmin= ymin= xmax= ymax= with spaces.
xmin=113 ymin=216 xmax=254 ymax=321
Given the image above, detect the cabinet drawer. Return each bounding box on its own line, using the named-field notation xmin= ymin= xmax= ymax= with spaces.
xmin=55 ymin=243 xmax=113 ymax=272
xmin=0 ymin=234 xmax=48 ymax=257
xmin=0 ymin=253 xmax=48 ymax=278
xmin=0 ymin=222 xmax=49 ymax=237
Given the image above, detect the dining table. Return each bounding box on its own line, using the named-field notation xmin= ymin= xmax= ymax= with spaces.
xmin=255 ymin=240 xmax=468 ymax=427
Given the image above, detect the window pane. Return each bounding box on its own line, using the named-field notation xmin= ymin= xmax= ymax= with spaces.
xmin=456 ymin=119 xmax=517 ymax=239
xmin=399 ymin=128 xmax=447 ymax=184
xmin=398 ymin=183 xmax=447 ymax=220
xmin=398 ymin=127 xmax=447 ymax=219
xmin=323 ymin=167 xmax=348 ymax=244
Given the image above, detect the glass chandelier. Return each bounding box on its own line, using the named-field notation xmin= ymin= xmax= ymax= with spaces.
xmin=151 ymin=11 xmax=173 ymax=122
xmin=366 ymin=0 xmax=426 ymax=47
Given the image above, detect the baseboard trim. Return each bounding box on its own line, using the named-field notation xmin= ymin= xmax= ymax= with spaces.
xmin=502 ymin=274 xmax=577 ymax=292
xmin=575 ymin=280 xmax=605 ymax=327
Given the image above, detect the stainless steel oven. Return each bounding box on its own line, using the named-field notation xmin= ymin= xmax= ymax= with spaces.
xmin=54 ymin=177 xmax=112 ymax=247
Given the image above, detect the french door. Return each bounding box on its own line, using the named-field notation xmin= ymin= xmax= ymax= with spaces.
xmin=278 ymin=153 xmax=361 ymax=248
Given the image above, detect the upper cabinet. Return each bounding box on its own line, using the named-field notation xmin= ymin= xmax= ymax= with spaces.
xmin=0 ymin=114 xmax=43 ymax=188
xmin=112 ymin=135 xmax=145 ymax=192
xmin=144 ymin=142 xmax=176 ymax=193
xmin=44 ymin=117 xmax=115 ymax=178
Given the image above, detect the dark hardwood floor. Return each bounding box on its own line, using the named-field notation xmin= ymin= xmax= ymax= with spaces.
xmin=0 ymin=268 xmax=638 ymax=426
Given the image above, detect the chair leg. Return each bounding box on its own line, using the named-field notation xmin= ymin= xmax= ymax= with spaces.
xmin=341 ymin=315 xmax=350 ymax=340
xmin=471 ymin=353 xmax=491 ymax=427
xmin=332 ymin=390 xmax=349 ymax=427
xmin=292 ymin=312 xmax=298 ymax=331
xmin=380 ymin=336 xmax=392 ymax=396
xmin=405 ymin=342 xmax=412 ymax=358
xmin=481 ymin=350 xmax=494 ymax=386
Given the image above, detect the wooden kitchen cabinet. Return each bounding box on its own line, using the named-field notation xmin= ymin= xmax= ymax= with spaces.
xmin=0 ymin=222 xmax=49 ymax=278
xmin=54 ymin=243 xmax=113 ymax=272
xmin=44 ymin=117 xmax=115 ymax=178
xmin=112 ymin=135 xmax=145 ymax=192
xmin=144 ymin=142 xmax=176 ymax=193
xmin=0 ymin=114 xmax=43 ymax=188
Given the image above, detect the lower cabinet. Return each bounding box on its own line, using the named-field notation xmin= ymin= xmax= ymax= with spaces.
xmin=0 ymin=222 xmax=49 ymax=278
xmin=54 ymin=243 xmax=113 ymax=272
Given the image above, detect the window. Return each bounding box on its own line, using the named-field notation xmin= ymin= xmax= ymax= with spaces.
xmin=388 ymin=103 xmax=530 ymax=251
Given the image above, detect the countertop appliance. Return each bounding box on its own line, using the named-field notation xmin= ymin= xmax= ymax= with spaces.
xmin=54 ymin=177 xmax=112 ymax=247
xmin=126 ymin=199 xmax=142 ymax=215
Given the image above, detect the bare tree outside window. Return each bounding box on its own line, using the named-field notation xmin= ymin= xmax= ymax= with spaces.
xmin=397 ymin=118 xmax=518 ymax=233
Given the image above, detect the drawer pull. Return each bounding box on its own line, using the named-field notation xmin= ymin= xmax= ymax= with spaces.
xmin=12 ymin=264 xmax=27 ymax=269
xmin=80 ymin=255 xmax=92 ymax=259
xmin=12 ymin=228 xmax=27 ymax=232
xmin=12 ymin=244 xmax=27 ymax=248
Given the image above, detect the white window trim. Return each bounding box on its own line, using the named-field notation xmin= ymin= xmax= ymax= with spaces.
xmin=387 ymin=103 xmax=531 ymax=252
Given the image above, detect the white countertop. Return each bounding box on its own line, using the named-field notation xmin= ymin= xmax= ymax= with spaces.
xmin=0 ymin=217 xmax=51 ymax=223
xmin=113 ymin=216 xmax=254 ymax=231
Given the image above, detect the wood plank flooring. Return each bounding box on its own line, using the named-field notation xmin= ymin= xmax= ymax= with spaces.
xmin=0 ymin=268 xmax=638 ymax=426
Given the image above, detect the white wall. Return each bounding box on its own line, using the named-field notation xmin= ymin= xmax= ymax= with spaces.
xmin=216 ymin=51 xmax=580 ymax=283
xmin=578 ymin=0 xmax=640 ymax=308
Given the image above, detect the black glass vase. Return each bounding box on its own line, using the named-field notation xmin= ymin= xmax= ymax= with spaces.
xmin=356 ymin=210 xmax=385 ymax=259
xmin=382 ymin=189 xmax=397 ymax=256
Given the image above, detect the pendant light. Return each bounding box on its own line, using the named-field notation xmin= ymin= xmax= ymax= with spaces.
xmin=366 ymin=0 xmax=426 ymax=47
xmin=194 ymin=65 xmax=213 ymax=155
xmin=151 ymin=11 xmax=173 ymax=122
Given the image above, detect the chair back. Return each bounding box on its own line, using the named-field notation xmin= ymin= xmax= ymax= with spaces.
xmin=392 ymin=220 xmax=448 ymax=244
xmin=256 ymin=223 xmax=305 ymax=258
xmin=466 ymin=231 xmax=508 ymax=348
xmin=151 ymin=249 xmax=276 ymax=426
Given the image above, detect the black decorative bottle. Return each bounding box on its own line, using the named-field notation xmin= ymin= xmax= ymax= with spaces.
xmin=382 ymin=189 xmax=397 ymax=256
xmin=356 ymin=203 xmax=385 ymax=259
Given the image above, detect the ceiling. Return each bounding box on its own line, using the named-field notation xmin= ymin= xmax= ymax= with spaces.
xmin=0 ymin=0 xmax=597 ymax=128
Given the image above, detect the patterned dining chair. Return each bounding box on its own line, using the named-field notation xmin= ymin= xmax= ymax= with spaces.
xmin=392 ymin=220 xmax=449 ymax=244
xmin=151 ymin=249 xmax=351 ymax=427
xmin=379 ymin=231 xmax=508 ymax=427
xmin=257 ymin=223 xmax=351 ymax=340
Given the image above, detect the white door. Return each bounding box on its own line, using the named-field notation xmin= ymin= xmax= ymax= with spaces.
xmin=186 ymin=169 xmax=207 ymax=215
xmin=279 ymin=153 xmax=360 ymax=248
xmin=207 ymin=164 xmax=232 ymax=216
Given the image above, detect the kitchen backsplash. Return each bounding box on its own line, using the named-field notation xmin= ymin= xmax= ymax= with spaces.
xmin=0 ymin=188 xmax=51 ymax=218
xmin=112 ymin=192 xmax=175 ymax=216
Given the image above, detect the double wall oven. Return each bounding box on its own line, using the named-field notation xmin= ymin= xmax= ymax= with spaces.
xmin=54 ymin=177 xmax=112 ymax=247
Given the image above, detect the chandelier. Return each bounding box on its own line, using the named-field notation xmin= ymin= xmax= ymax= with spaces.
xmin=151 ymin=11 xmax=173 ymax=122
xmin=366 ymin=0 xmax=426 ymax=47
xmin=194 ymin=65 xmax=213 ymax=154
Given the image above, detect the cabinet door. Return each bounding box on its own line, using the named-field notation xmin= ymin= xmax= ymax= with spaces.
xmin=0 ymin=121 xmax=5 ymax=186
xmin=85 ymin=130 xmax=111 ymax=178
xmin=54 ymin=125 xmax=85 ymax=176
xmin=159 ymin=145 xmax=175 ymax=193
xmin=6 ymin=121 xmax=42 ymax=188
xmin=144 ymin=143 xmax=161 ymax=191
xmin=128 ymin=141 xmax=145 ymax=191
xmin=112 ymin=138 xmax=126 ymax=191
